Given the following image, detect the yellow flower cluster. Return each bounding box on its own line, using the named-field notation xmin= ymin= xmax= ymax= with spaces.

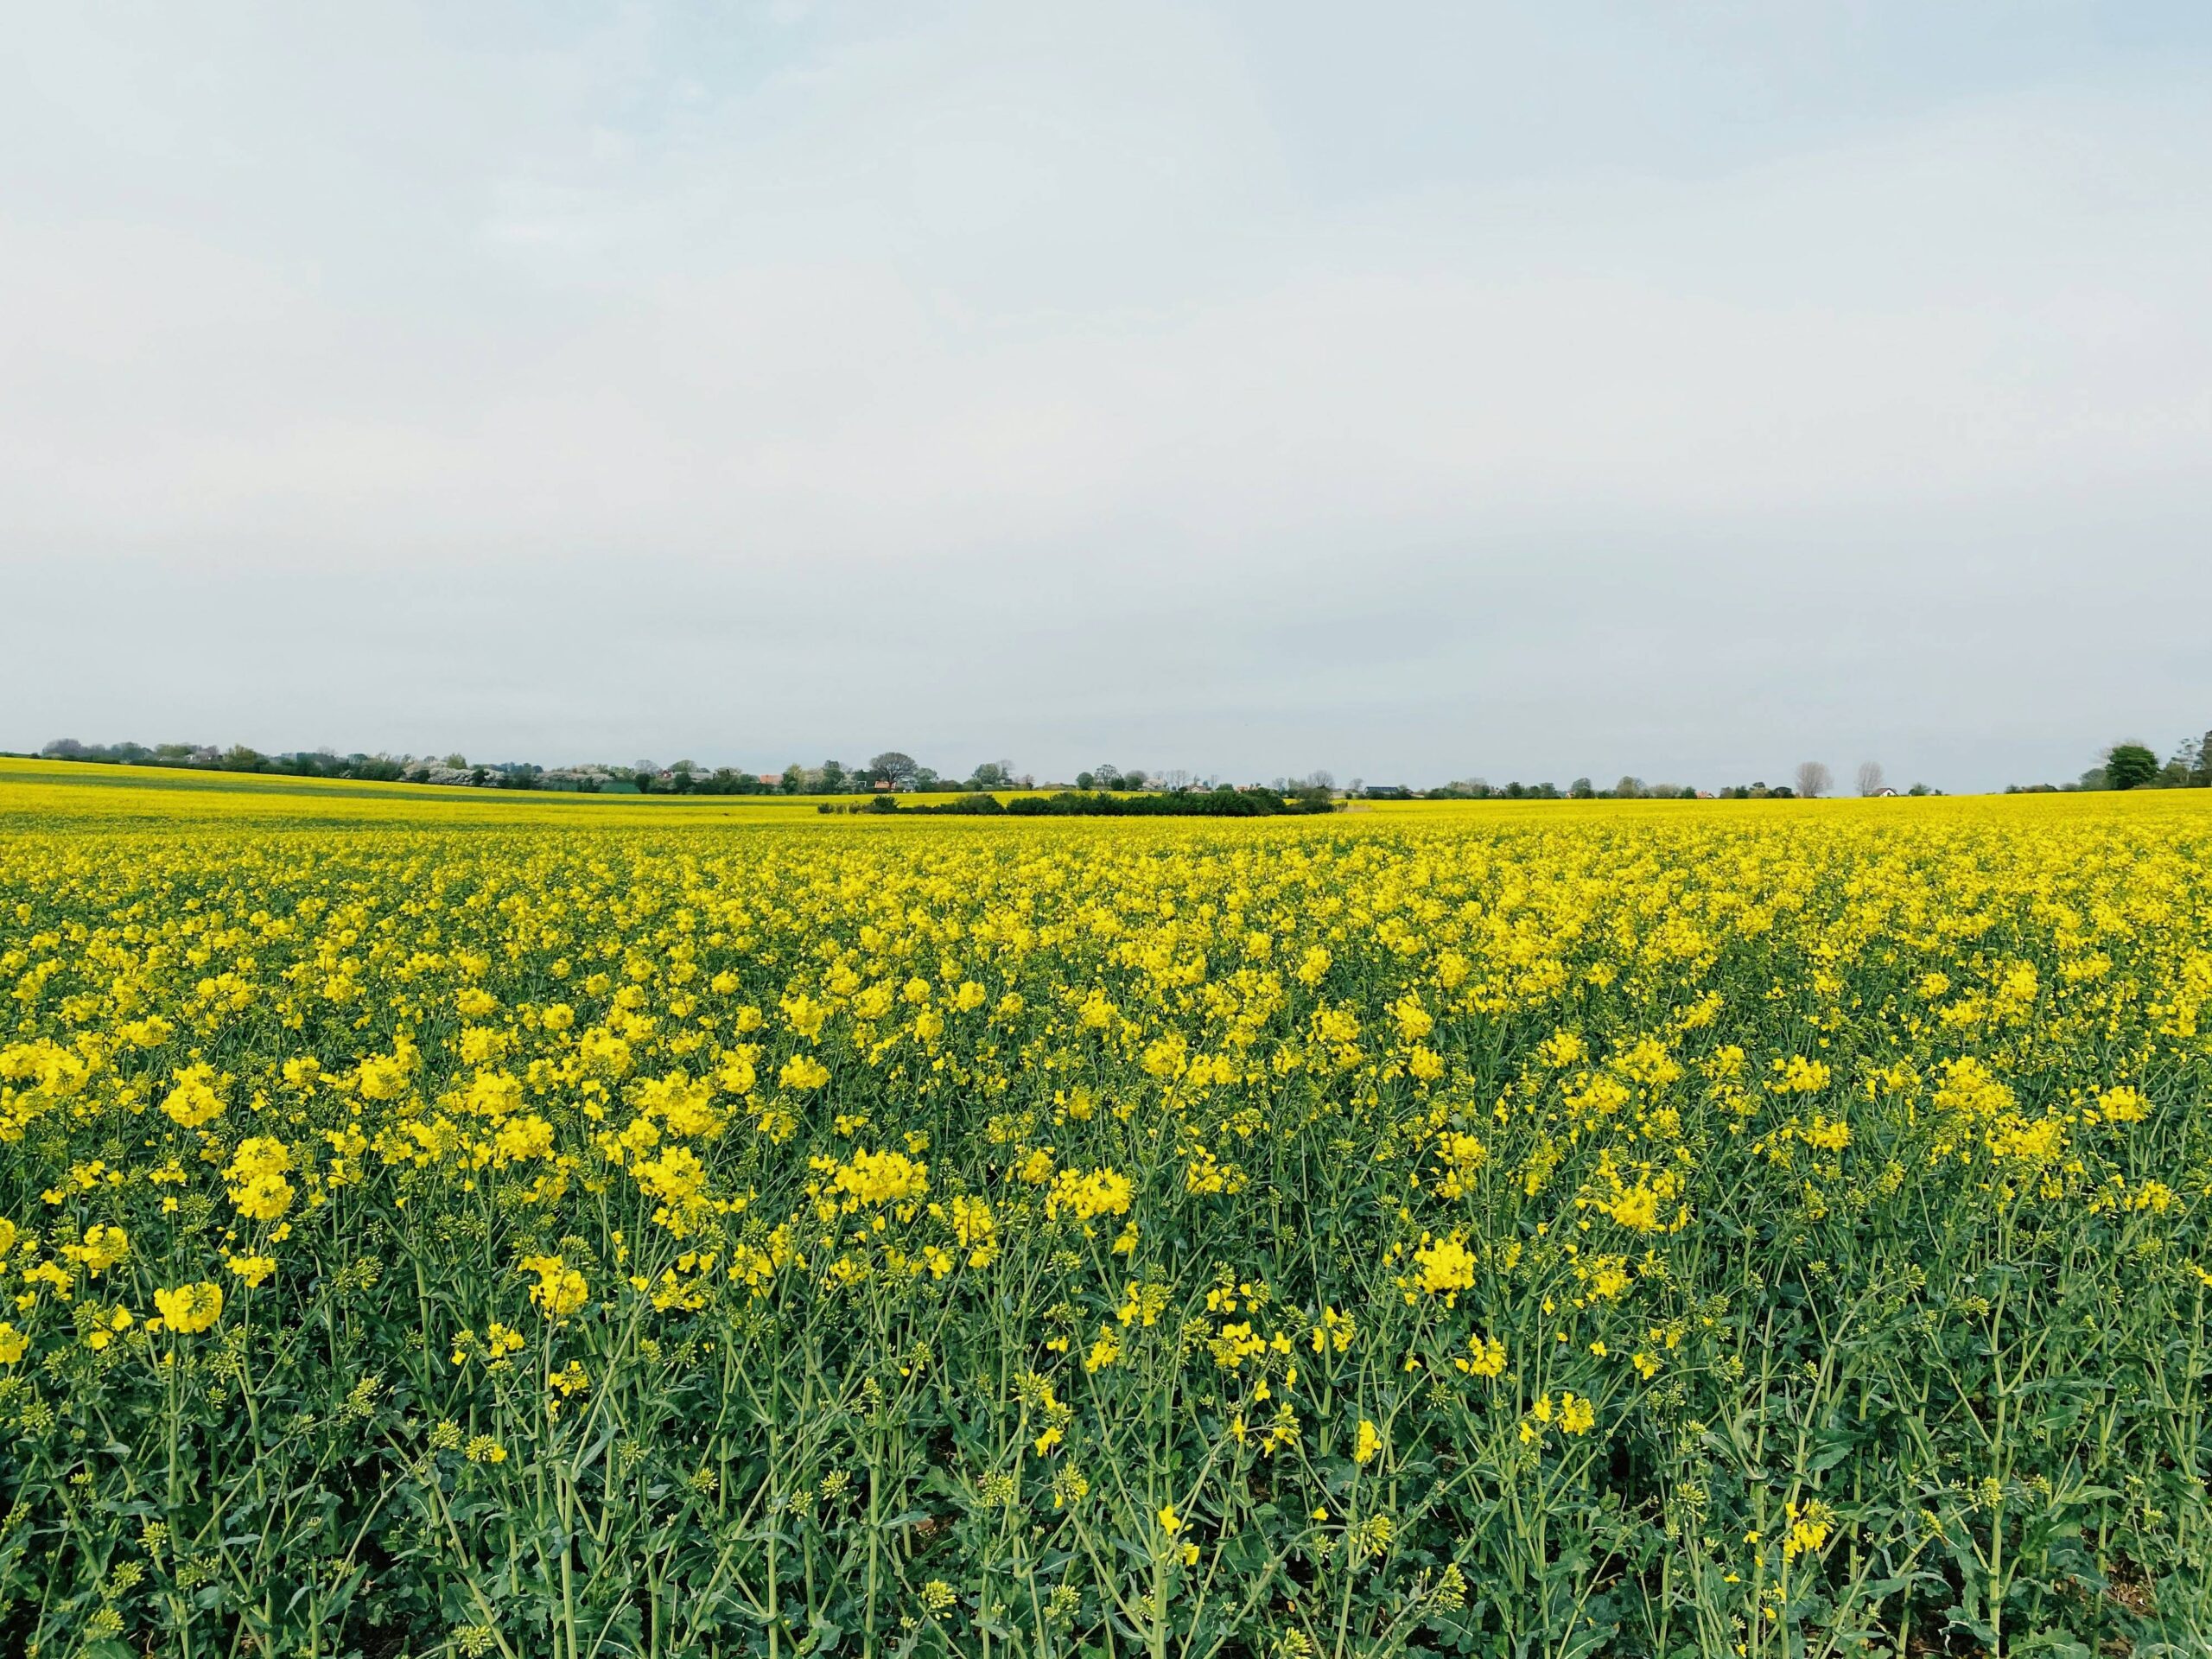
xmin=152 ymin=1282 xmax=223 ymax=1334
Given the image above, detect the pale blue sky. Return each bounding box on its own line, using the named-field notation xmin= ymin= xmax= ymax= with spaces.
xmin=6 ymin=3 xmax=2209 ymax=789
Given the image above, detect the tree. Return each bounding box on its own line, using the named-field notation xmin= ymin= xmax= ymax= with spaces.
xmin=1613 ymin=776 xmax=1643 ymax=799
xmin=819 ymin=760 xmax=849 ymax=794
xmin=2196 ymin=731 xmax=2212 ymax=787
xmin=2104 ymin=742 xmax=2158 ymax=791
xmin=779 ymin=764 xmax=806 ymax=795
xmin=968 ymin=761 xmax=1013 ymax=790
xmin=1569 ymin=778 xmax=1593 ymax=798
xmin=1074 ymin=772 xmax=1096 ymax=790
xmin=1794 ymin=761 xmax=1833 ymax=799
xmin=868 ymin=752 xmax=919 ymax=791
xmin=1855 ymin=760 xmax=1885 ymax=797
xmin=446 ymin=753 xmax=468 ymax=770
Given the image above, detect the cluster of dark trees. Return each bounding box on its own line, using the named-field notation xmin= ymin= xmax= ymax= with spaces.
xmin=841 ymin=784 xmax=1338 ymax=818
xmin=2008 ymin=733 xmax=2212 ymax=793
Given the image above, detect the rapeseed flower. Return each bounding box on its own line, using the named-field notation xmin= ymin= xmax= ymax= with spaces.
xmin=153 ymin=1281 xmax=224 ymax=1334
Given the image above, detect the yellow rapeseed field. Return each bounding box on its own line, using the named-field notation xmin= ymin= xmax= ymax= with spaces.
xmin=1 ymin=761 xmax=2208 ymax=1657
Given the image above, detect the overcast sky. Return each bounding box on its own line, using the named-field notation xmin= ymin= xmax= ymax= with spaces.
xmin=5 ymin=3 xmax=2209 ymax=791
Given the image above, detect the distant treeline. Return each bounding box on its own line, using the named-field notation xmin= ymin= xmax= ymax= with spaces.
xmin=34 ymin=740 xmax=597 ymax=790
xmin=38 ymin=739 xmax=431 ymax=781
xmin=827 ymin=787 xmax=1339 ymax=818
xmin=2007 ymin=733 xmax=2212 ymax=794
xmin=28 ymin=741 xmax=1031 ymax=797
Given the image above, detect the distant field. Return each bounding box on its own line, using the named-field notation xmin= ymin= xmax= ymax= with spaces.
xmin=0 ymin=758 xmax=874 ymax=825
xmin=2 ymin=766 xmax=2209 ymax=1656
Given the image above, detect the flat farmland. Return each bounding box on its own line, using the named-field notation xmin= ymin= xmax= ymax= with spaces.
xmin=2 ymin=768 xmax=2208 ymax=1656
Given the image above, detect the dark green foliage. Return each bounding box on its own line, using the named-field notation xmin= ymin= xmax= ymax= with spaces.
xmin=2105 ymin=743 xmax=2159 ymax=791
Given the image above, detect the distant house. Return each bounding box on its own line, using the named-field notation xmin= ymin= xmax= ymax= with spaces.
xmin=1874 ymin=787 xmax=1898 ymax=797
xmin=759 ymin=773 xmax=782 ymax=786
xmin=873 ymin=779 xmax=894 ymax=791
